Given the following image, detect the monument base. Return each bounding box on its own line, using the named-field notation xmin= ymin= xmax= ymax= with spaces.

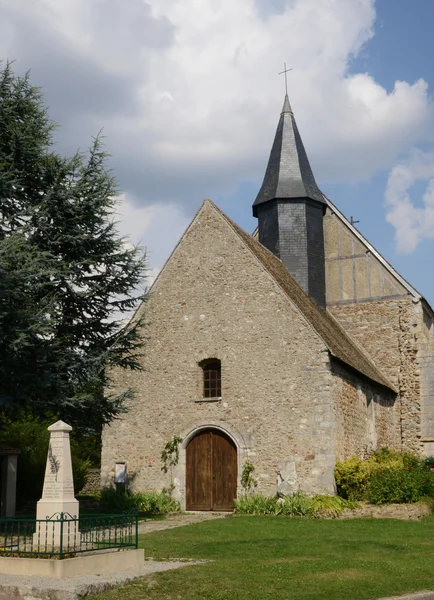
xmin=35 ymin=498 xmax=79 ymax=519
xmin=0 ymin=549 xmax=144 ymax=578
xmin=33 ymin=499 xmax=80 ymax=551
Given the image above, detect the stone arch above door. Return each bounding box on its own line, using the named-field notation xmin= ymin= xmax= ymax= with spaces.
xmin=173 ymin=421 xmax=251 ymax=510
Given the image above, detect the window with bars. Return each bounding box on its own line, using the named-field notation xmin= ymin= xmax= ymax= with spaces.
xmin=201 ymin=359 xmax=221 ymax=398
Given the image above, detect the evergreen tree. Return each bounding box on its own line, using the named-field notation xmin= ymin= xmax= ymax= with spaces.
xmin=0 ymin=62 xmax=147 ymax=429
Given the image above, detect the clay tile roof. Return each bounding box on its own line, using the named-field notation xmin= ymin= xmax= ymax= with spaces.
xmin=212 ymin=203 xmax=395 ymax=392
xmin=252 ymin=94 xmax=325 ymax=217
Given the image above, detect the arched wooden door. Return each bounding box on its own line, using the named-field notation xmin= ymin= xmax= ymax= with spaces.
xmin=186 ymin=429 xmax=237 ymax=511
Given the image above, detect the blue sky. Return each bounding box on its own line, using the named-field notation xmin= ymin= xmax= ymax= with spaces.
xmin=2 ymin=0 xmax=434 ymax=304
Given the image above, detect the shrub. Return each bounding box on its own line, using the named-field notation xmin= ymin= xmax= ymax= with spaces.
xmin=335 ymin=456 xmax=373 ymax=501
xmin=367 ymin=464 xmax=434 ymax=505
xmin=277 ymin=492 xmax=315 ymax=517
xmin=241 ymin=460 xmax=258 ymax=492
xmin=98 ymin=487 xmax=137 ymax=512
xmin=234 ymin=494 xmax=279 ymax=515
xmin=71 ymin=454 xmax=92 ymax=495
xmin=335 ymin=448 xmax=434 ymax=505
xmin=423 ymin=456 xmax=434 ymax=470
xmin=335 ymin=449 xmax=427 ymax=501
xmin=99 ymin=488 xmax=180 ymax=514
xmin=310 ymin=495 xmax=359 ymax=518
xmin=138 ymin=491 xmax=181 ymax=514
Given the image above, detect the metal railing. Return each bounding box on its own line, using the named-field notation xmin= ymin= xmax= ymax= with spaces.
xmin=0 ymin=511 xmax=138 ymax=559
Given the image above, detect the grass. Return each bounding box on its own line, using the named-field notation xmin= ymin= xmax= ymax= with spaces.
xmin=89 ymin=516 xmax=434 ymax=600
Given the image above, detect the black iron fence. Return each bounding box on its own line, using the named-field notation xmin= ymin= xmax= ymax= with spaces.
xmin=0 ymin=511 xmax=138 ymax=559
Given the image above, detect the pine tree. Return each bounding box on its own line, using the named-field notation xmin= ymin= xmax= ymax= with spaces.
xmin=0 ymin=62 xmax=147 ymax=429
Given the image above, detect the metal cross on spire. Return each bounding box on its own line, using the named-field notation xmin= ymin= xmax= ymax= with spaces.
xmin=279 ymin=63 xmax=292 ymax=95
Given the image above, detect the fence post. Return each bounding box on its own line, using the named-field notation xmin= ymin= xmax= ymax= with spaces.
xmin=135 ymin=512 xmax=138 ymax=549
xmin=59 ymin=513 xmax=64 ymax=559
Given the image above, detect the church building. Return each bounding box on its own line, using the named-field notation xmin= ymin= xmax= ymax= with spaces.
xmin=101 ymin=94 xmax=434 ymax=511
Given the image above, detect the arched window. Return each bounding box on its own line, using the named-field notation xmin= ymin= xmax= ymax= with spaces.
xmin=200 ymin=359 xmax=221 ymax=399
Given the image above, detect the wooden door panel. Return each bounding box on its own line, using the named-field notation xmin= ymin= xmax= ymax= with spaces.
xmin=212 ymin=431 xmax=237 ymax=510
xmin=186 ymin=432 xmax=212 ymax=510
xmin=186 ymin=429 xmax=237 ymax=511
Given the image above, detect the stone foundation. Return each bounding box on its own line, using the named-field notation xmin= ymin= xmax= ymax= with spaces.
xmin=339 ymin=502 xmax=431 ymax=520
xmin=0 ymin=549 xmax=144 ymax=578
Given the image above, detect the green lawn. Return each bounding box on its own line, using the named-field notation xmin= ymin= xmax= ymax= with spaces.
xmin=90 ymin=516 xmax=434 ymax=600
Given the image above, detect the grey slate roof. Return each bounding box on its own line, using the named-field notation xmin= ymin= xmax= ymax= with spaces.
xmin=253 ymin=94 xmax=325 ymax=217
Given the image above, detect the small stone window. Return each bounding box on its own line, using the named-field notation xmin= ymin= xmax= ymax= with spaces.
xmin=200 ymin=359 xmax=221 ymax=399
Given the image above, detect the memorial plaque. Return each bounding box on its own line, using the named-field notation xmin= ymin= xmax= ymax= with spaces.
xmin=114 ymin=462 xmax=127 ymax=484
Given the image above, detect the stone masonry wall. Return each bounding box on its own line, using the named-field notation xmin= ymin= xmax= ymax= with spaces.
xmin=329 ymin=298 xmax=423 ymax=455
xmin=339 ymin=502 xmax=431 ymax=520
xmin=79 ymin=469 xmax=101 ymax=495
xmin=332 ymin=360 xmax=399 ymax=462
xmin=398 ymin=301 xmax=422 ymax=453
xmin=101 ymin=202 xmax=337 ymax=504
xmin=417 ymin=303 xmax=434 ymax=456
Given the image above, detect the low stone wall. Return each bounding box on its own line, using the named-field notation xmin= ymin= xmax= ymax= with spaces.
xmin=79 ymin=468 xmax=101 ymax=495
xmin=340 ymin=502 xmax=431 ymax=520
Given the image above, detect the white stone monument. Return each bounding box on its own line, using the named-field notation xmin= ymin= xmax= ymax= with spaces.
xmin=33 ymin=421 xmax=79 ymax=550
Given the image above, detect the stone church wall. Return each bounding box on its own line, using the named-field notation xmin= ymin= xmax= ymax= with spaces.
xmin=101 ymin=203 xmax=337 ymax=503
xmin=329 ymin=298 xmax=422 ymax=455
xmin=331 ymin=360 xmax=399 ymax=461
xmin=324 ymin=203 xmax=430 ymax=456
xmin=418 ymin=303 xmax=434 ymax=456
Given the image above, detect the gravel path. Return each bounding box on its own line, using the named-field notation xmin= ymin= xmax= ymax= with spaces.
xmin=138 ymin=511 xmax=229 ymax=535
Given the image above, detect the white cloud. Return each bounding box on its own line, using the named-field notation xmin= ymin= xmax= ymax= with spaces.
xmin=2 ymin=0 xmax=432 ymax=211
xmin=385 ymin=151 xmax=434 ymax=254
xmin=115 ymin=194 xmax=190 ymax=271
xmin=2 ymin=0 xmax=434 ymax=265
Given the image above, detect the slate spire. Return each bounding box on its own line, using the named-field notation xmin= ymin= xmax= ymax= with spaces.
xmin=253 ymin=94 xmax=325 ymax=215
xmin=253 ymin=95 xmax=326 ymax=309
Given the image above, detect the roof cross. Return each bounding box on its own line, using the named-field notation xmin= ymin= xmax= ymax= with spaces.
xmin=279 ymin=63 xmax=292 ymax=95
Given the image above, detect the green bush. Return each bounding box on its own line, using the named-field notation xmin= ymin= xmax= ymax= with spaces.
xmin=367 ymin=464 xmax=434 ymax=504
xmin=277 ymin=492 xmax=315 ymax=517
xmin=99 ymin=488 xmax=180 ymax=514
xmin=335 ymin=456 xmax=373 ymax=500
xmin=335 ymin=449 xmax=422 ymax=501
xmin=98 ymin=487 xmax=138 ymax=511
xmin=423 ymin=456 xmax=434 ymax=469
xmin=234 ymin=494 xmax=279 ymax=515
xmin=335 ymin=449 xmax=434 ymax=504
xmin=310 ymin=495 xmax=359 ymax=518
xmin=71 ymin=454 xmax=92 ymax=495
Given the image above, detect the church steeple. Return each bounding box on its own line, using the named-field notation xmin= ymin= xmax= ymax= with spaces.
xmin=253 ymin=94 xmax=325 ymax=214
xmin=253 ymin=95 xmax=326 ymax=309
